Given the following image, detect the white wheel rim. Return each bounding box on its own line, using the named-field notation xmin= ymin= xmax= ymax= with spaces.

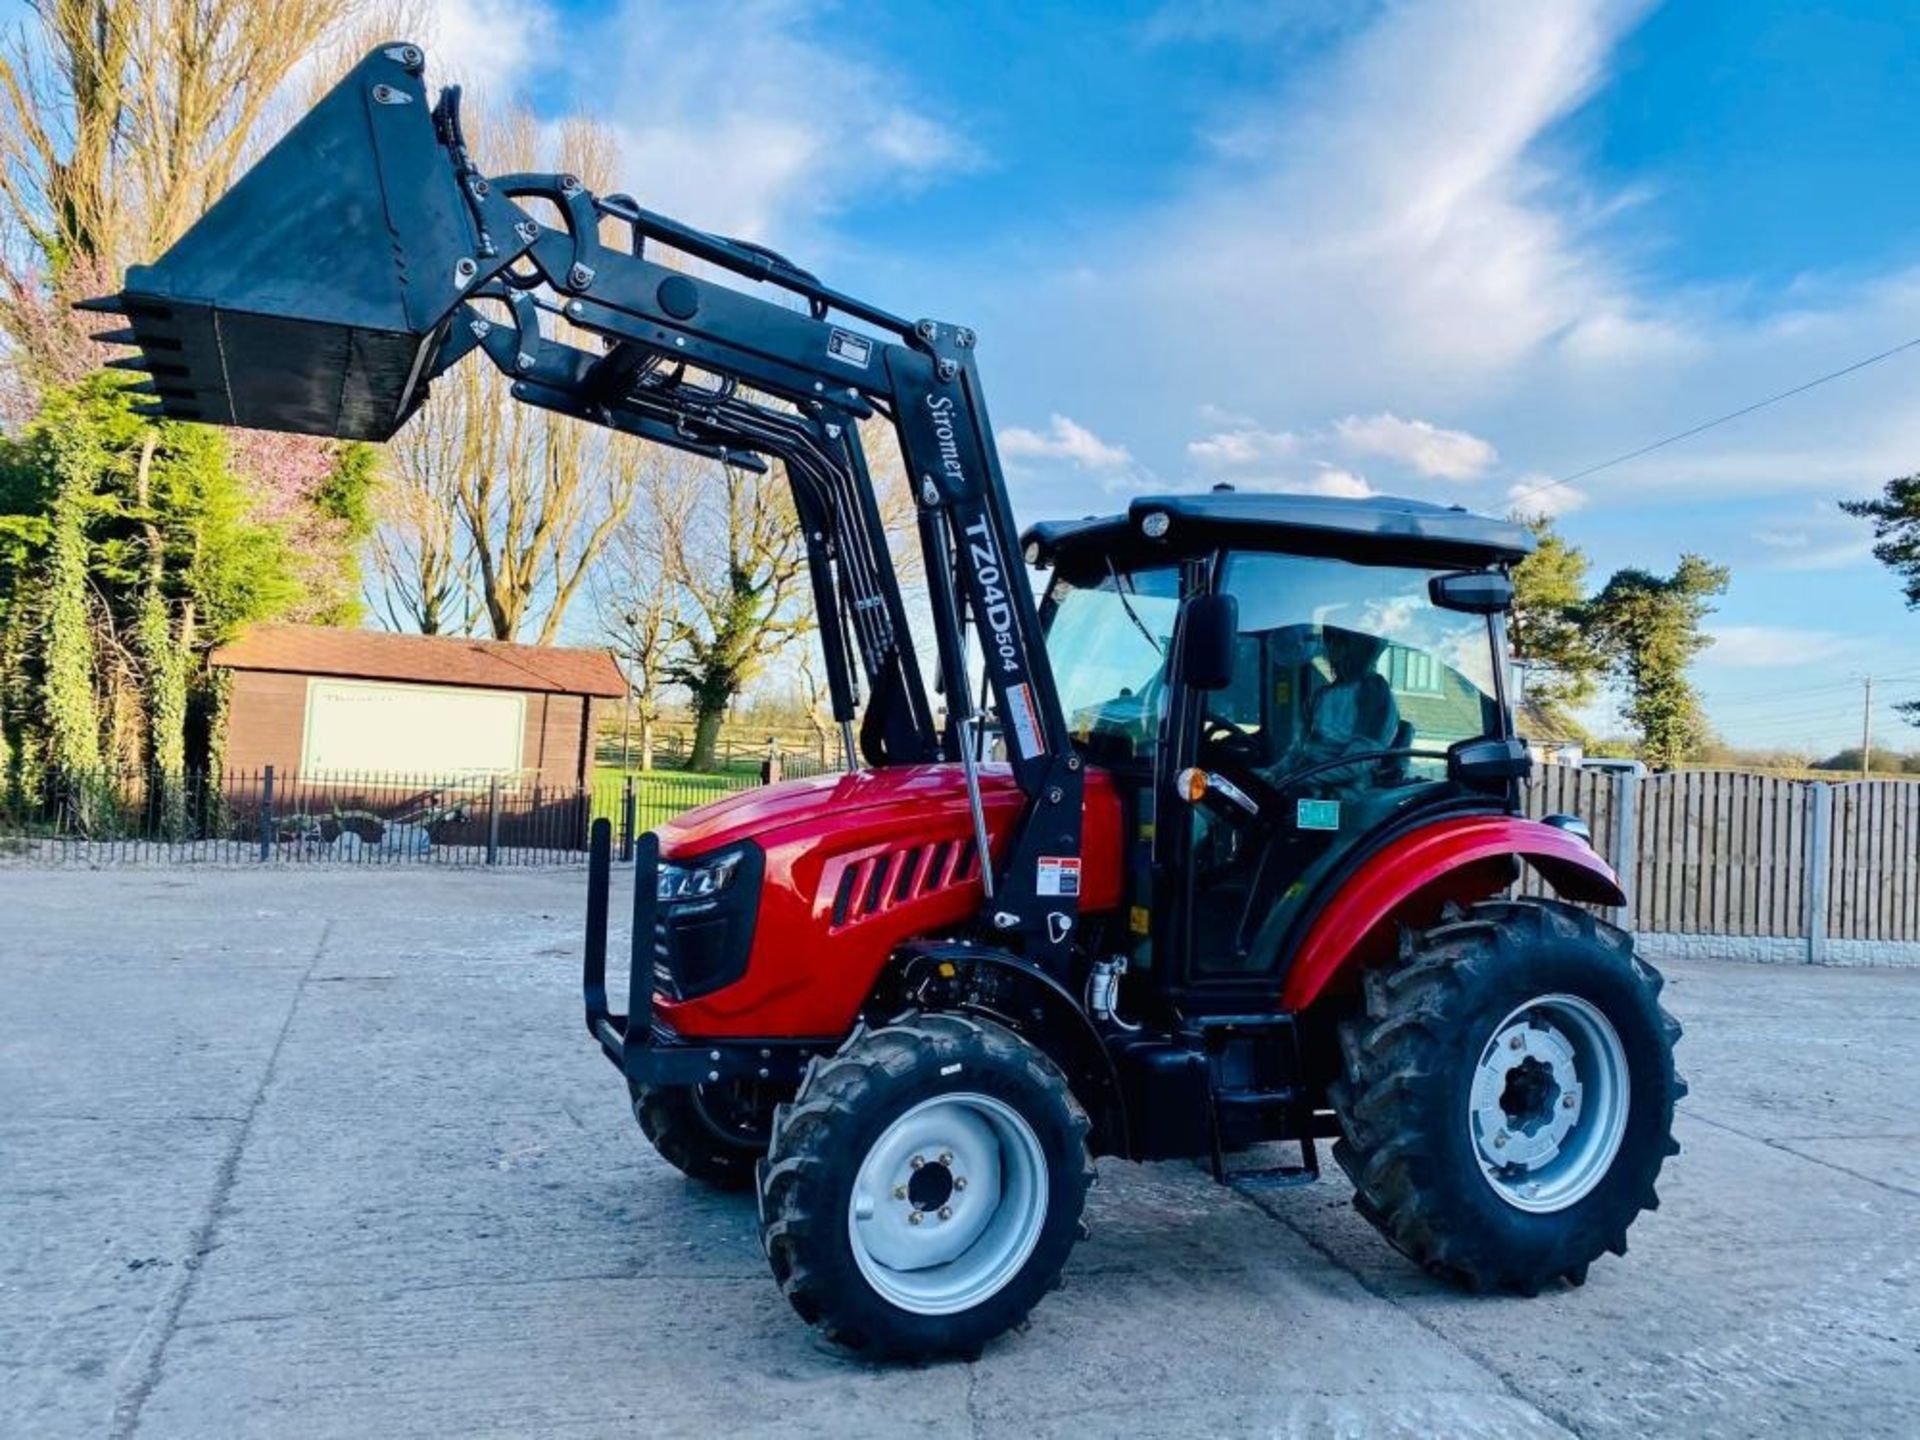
xmin=846 ymin=1092 xmax=1049 ymax=1316
xmin=1467 ymin=993 xmax=1631 ymax=1214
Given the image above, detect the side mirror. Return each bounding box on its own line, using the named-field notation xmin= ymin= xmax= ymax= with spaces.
xmin=1179 ymin=592 xmax=1238 ymax=691
xmin=1448 ymin=736 xmax=1532 ymax=791
xmin=1431 ymin=570 xmax=1514 ymax=613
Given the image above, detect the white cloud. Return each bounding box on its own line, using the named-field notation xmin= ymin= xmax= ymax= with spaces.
xmin=1044 ymin=0 xmax=1666 ymax=422
xmin=1187 ymin=425 xmax=1300 ymax=467
xmin=1704 ymin=627 xmax=1874 ymax=669
xmin=978 ymin=0 xmax=1920 ymax=528
xmin=1746 ymin=503 xmax=1878 ymax=571
xmin=1229 ymin=466 xmax=1375 ymax=498
xmin=1299 ymin=467 xmax=1375 ymax=498
xmin=421 ymin=0 xmax=982 ymax=245
xmin=421 ymin=0 xmax=554 ymax=88
xmin=1335 ymin=411 xmax=1498 ymax=479
xmin=999 ymin=414 xmax=1133 ymax=471
xmin=1506 ymin=474 xmax=1586 ymax=517
xmin=580 ymin=1 xmax=983 ymax=242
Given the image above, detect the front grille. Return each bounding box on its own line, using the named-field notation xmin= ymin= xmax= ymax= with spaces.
xmin=828 ymin=838 xmax=979 ymax=930
xmin=651 ymin=914 xmax=673 ymax=996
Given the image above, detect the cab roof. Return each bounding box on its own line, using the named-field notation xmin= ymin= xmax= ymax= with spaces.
xmin=1021 ymin=491 xmax=1534 ymax=571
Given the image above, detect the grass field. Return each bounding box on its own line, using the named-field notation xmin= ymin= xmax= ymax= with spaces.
xmin=589 ymin=767 xmax=759 ymax=831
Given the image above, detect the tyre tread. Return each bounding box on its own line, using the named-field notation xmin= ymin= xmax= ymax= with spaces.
xmin=1332 ymin=897 xmax=1684 ymax=1292
xmin=758 ymin=1011 xmax=1093 ymax=1359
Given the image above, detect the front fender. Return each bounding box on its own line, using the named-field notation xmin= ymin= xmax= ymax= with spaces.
xmin=889 ymin=944 xmax=1129 ymax=1158
xmin=1280 ymin=815 xmax=1624 ymax=1011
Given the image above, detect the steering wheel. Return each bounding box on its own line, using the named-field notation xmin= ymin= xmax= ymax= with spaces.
xmin=1200 ymin=715 xmax=1264 ymax=767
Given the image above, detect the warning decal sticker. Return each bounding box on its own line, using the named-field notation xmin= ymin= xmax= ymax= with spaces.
xmin=826 ymin=328 xmax=873 ymax=369
xmin=1005 ymin=681 xmax=1047 ymax=760
xmin=1037 ymin=856 xmax=1082 ymax=897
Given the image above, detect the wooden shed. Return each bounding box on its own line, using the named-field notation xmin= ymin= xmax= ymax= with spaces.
xmin=209 ymin=624 xmax=625 ymax=786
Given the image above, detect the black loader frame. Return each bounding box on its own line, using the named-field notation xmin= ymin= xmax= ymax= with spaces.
xmin=90 ymin=43 xmax=1083 ymax=976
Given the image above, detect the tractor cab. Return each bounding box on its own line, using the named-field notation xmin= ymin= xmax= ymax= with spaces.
xmin=1028 ymin=492 xmax=1532 ymax=1006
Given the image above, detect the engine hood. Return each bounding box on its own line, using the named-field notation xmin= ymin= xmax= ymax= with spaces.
xmin=657 ymin=763 xmax=1026 ymax=859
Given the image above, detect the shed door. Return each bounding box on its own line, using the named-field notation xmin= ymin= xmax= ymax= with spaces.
xmin=302 ymin=680 xmax=526 ymax=776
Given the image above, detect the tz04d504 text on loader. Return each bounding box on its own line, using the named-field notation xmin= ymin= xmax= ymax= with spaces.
xmin=92 ymin=43 xmax=1685 ymax=1360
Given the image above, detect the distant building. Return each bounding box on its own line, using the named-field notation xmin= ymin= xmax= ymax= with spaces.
xmin=209 ymin=624 xmax=625 ymax=785
xmin=1518 ymin=700 xmax=1585 ymax=768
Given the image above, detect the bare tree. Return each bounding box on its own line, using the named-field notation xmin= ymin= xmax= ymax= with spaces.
xmin=369 ymin=415 xmax=469 ymax=634
xmin=364 ymin=110 xmax=639 ymax=642
xmin=593 ymin=496 xmax=676 ymax=772
xmin=594 ymin=445 xmax=812 ymax=774
xmin=0 ymin=0 xmax=379 ymax=381
xmin=794 ymin=645 xmax=839 ymax=769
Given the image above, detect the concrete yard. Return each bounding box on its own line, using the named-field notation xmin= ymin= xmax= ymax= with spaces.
xmin=2 ymin=868 xmax=1915 ymax=1439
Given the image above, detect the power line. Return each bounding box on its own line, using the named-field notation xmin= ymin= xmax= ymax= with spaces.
xmin=1702 ymin=667 xmax=1920 ymax=704
xmin=1713 ymin=690 xmax=1912 ymax=719
xmin=1509 ymin=334 xmax=1920 ymax=508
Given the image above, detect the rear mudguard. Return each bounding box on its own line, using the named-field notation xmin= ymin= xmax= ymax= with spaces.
xmin=1281 ymin=815 xmax=1624 ymax=1012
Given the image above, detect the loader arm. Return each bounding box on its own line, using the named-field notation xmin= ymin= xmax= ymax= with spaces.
xmin=82 ymin=43 xmax=1085 ymax=968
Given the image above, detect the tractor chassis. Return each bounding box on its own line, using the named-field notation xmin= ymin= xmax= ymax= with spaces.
xmin=585 ymin=817 xmax=1340 ymax=1175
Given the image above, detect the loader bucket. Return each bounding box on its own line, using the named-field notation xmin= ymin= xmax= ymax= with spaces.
xmin=85 ymin=43 xmax=529 ymax=441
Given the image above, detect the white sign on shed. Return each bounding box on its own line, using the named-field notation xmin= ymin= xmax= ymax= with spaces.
xmin=301 ymin=679 xmax=525 ymax=775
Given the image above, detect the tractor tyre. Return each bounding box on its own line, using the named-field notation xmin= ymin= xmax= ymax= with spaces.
xmin=757 ymin=1012 xmax=1094 ymax=1360
xmin=632 ymin=1080 xmax=781 ymax=1192
xmin=1329 ymin=898 xmax=1684 ymax=1294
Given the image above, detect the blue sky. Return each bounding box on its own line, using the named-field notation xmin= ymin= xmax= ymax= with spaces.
xmin=426 ymin=0 xmax=1920 ymax=751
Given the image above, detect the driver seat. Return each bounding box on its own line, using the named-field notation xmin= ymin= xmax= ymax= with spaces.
xmin=1376 ymin=718 xmax=1416 ymax=785
xmin=1300 ymin=645 xmax=1401 ymax=790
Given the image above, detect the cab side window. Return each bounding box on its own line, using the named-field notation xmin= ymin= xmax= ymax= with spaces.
xmin=1206 ymin=554 xmax=1500 ymax=790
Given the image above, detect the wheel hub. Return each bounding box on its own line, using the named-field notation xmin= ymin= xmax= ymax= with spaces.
xmin=1468 ymin=994 xmax=1630 ymax=1214
xmin=846 ymin=1092 xmax=1049 ymax=1316
xmin=907 ymin=1158 xmax=957 ymax=1213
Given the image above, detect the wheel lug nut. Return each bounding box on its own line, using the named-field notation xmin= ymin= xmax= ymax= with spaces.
xmin=893 ymin=1185 xmax=907 ymax=1199
xmin=908 ymin=1211 xmax=923 ymax=1225
xmin=939 ymin=1152 xmax=953 ymax=1166
xmin=910 ymin=1155 xmax=925 ymax=1169
xmin=954 ymin=1176 xmax=968 ymax=1191
xmin=938 ymin=1205 xmax=953 ymax=1221
xmin=1493 ymin=1132 xmax=1508 ymax=1148
xmin=1509 ymin=1034 xmax=1525 ymax=1051
xmin=1562 ymin=1094 xmax=1576 ymax=1109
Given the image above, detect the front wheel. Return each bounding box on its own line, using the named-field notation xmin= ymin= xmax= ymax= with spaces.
xmin=632 ymin=1079 xmax=782 ymax=1191
xmin=1330 ymin=899 xmax=1684 ymax=1293
xmin=758 ymin=1013 xmax=1093 ymax=1359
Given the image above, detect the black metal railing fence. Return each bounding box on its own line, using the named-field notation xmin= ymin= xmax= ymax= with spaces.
xmin=0 ymin=765 xmax=765 ymax=866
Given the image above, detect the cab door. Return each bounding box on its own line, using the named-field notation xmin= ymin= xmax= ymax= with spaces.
xmin=1165 ymin=551 xmax=1511 ymax=990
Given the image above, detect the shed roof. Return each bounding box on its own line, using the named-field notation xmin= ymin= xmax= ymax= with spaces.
xmin=210 ymin=624 xmax=626 ymax=698
xmin=1518 ymin=700 xmax=1584 ymax=745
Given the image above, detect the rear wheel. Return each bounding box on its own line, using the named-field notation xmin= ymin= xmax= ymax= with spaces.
xmin=1330 ymin=899 xmax=1684 ymax=1293
xmin=632 ymin=1079 xmax=781 ymax=1191
xmin=758 ymin=1013 xmax=1093 ymax=1359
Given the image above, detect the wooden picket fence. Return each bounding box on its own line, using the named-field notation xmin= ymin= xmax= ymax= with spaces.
xmin=1522 ymin=766 xmax=1920 ymax=946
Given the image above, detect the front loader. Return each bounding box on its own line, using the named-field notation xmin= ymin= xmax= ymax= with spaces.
xmin=92 ymin=44 xmax=1685 ymax=1359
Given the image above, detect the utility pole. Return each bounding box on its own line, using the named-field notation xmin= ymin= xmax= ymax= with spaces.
xmin=1861 ymin=673 xmax=1873 ymax=779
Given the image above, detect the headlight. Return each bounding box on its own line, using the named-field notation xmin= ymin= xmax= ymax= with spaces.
xmin=657 ymin=848 xmax=746 ymax=903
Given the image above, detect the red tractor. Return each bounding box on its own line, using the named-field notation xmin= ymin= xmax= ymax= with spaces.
xmin=94 ymin=44 xmax=1684 ymax=1359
